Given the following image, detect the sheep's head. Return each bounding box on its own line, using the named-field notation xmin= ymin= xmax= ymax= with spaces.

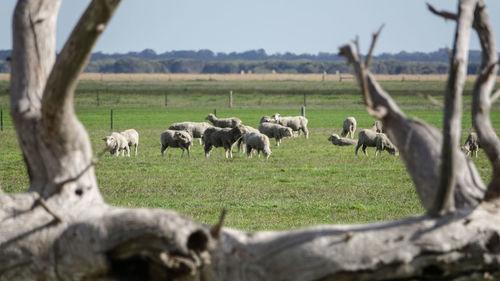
xmin=284 ymin=127 xmax=293 ymax=137
xmin=260 ymin=116 xmax=272 ymax=124
xmin=328 ymin=134 xmax=340 ymax=142
xmin=233 ymin=125 xmax=246 ymax=138
xmin=205 ymin=114 xmax=215 ymax=121
xmin=272 ymin=113 xmax=281 ymax=120
xmin=103 ymin=136 xmax=117 ymax=154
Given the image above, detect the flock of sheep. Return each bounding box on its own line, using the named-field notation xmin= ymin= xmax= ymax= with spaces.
xmin=328 ymin=117 xmax=481 ymax=158
xmin=102 ymin=114 xmax=481 ymax=159
xmin=102 ymin=113 xmax=309 ymax=159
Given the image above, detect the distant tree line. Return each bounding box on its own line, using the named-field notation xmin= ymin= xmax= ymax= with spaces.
xmin=0 ymin=48 xmax=491 ymax=74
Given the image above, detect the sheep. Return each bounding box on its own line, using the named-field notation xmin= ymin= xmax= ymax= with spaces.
xmin=375 ymin=133 xmax=398 ymax=156
xmin=272 ymin=113 xmax=309 ymax=138
xmin=237 ymin=125 xmax=260 ymax=153
xmin=340 ymin=117 xmax=357 ymax=139
xmin=328 ymin=134 xmax=357 ymax=146
xmin=461 ymin=132 xmax=480 ymax=158
xmin=120 ymin=129 xmax=139 ymax=156
xmin=203 ymin=125 xmax=246 ymax=158
xmin=160 ymin=130 xmax=193 ymax=158
xmin=205 ymin=113 xmax=242 ymax=128
xmin=103 ymin=132 xmax=129 ymax=157
xmin=258 ymin=122 xmax=293 ymax=146
xmin=355 ymin=129 xmax=398 ymax=156
xmin=244 ymin=132 xmax=272 ymax=159
xmin=259 ymin=115 xmax=277 ymax=124
xmin=168 ymin=121 xmax=213 ymax=145
xmin=372 ymin=120 xmax=384 ymax=133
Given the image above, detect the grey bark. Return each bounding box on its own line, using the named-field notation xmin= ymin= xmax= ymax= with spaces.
xmin=2 ymin=0 xmax=500 ymax=280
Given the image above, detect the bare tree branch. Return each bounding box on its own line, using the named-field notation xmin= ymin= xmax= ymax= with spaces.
xmin=470 ymin=0 xmax=500 ymax=199
xmin=491 ymin=88 xmax=500 ymax=103
xmin=364 ymin=24 xmax=385 ymax=69
xmin=415 ymin=92 xmax=444 ymax=108
xmin=432 ymin=0 xmax=476 ymax=216
xmin=427 ymin=3 xmax=459 ymax=21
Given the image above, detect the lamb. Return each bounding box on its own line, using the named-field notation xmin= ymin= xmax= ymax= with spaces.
xmin=372 ymin=120 xmax=384 ymax=133
xmin=244 ymin=132 xmax=272 ymax=159
xmin=258 ymin=122 xmax=293 ymax=146
xmin=375 ymin=133 xmax=398 ymax=156
xmin=120 ymin=129 xmax=139 ymax=156
xmin=355 ymin=129 xmax=397 ymax=156
xmin=160 ymin=130 xmax=193 ymax=158
xmin=103 ymin=132 xmax=129 ymax=157
xmin=168 ymin=121 xmax=213 ymax=145
xmin=461 ymin=132 xmax=480 ymax=158
xmin=340 ymin=117 xmax=357 ymax=139
xmin=272 ymin=113 xmax=309 ymax=138
xmin=237 ymin=125 xmax=260 ymax=153
xmin=203 ymin=125 xmax=246 ymax=158
xmin=205 ymin=113 xmax=242 ymax=128
xmin=328 ymin=134 xmax=357 ymax=146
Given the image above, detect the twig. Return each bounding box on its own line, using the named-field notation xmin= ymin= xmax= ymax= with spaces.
xmin=210 ymin=207 xmax=227 ymax=239
xmin=416 ymin=92 xmax=444 ymax=108
xmin=32 ymin=197 xmax=63 ymax=223
xmin=365 ymin=24 xmax=385 ymax=68
xmin=427 ymin=3 xmax=458 ymax=21
xmin=54 ymin=148 xmax=107 ymax=188
xmin=491 ymin=88 xmax=500 ymax=104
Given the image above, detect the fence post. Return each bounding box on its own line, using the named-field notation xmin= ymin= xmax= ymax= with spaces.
xmin=301 ymin=106 xmax=306 ymax=117
xmin=336 ymin=70 xmax=341 ymax=82
xmin=229 ymin=90 xmax=233 ymax=108
xmin=303 ymin=93 xmax=306 ymax=107
xmin=213 ymin=108 xmax=217 ymax=117
xmin=164 ymin=91 xmax=168 ymax=107
xmin=110 ymin=109 xmax=114 ymax=131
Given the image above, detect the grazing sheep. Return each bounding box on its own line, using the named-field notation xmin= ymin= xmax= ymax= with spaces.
xmin=272 ymin=113 xmax=309 ymax=138
xmin=168 ymin=121 xmax=213 ymax=145
xmin=203 ymin=125 xmax=246 ymax=158
xmin=205 ymin=113 xmax=242 ymax=128
xmin=355 ymin=129 xmax=378 ymax=155
xmin=237 ymin=125 xmax=260 ymax=153
xmin=120 ymin=129 xmax=139 ymax=156
xmin=375 ymin=133 xmax=398 ymax=156
xmin=462 ymin=132 xmax=480 ymax=158
xmin=258 ymin=122 xmax=293 ymax=146
xmin=372 ymin=120 xmax=384 ymax=133
xmin=244 ymin=132 xmax=272 ymax=159
xmin=340 ymin=117 xmax=357 ymax=139
xmin=160 ymin=130 xmax=193 ymax=158
xmin=259 ymin=115 xmax=277 ymax=124
xmin=328 ymin=134 xmax=357 ymax=146
xmin=103 ymin=132 xmax=129 ymax=157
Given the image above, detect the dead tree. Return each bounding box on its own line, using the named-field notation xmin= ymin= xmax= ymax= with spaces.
xmin=2 ymin=0 xmax=500 ymax=280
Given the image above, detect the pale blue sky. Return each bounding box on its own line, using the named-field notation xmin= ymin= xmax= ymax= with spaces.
xmin=1 ymin=1 xmax=499 ymax=55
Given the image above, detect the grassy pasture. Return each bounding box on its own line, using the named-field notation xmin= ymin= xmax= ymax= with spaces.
xmin=0 ymin=76 xmax=498 ymax=231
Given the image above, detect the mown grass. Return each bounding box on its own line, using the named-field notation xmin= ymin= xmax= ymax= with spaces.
xmin=0 ymin=77 xmax=498 ymax=231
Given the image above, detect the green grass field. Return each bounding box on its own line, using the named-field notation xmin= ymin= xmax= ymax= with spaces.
xmin=0 ymin=78 xmax=497 ymax=230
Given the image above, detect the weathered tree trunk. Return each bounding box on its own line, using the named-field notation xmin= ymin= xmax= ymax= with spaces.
xmin=2 ymin=0 xmax=500 ymax=280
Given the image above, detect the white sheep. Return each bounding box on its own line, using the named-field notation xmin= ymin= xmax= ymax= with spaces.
xmin=205 ymin=113 xmax=242 ymax=128
xmin=120 ymin=129 xmax=139 ymax=156
xmin=160 ymin=130 xmax=193 ymax=158
xmin=203 ymin=125 xmax=246 ymax=158
xmin=372 ymin=120 xmax=384 ymax=133
xmin=461 ymin=132 xmax=480 ymax=158
xmin=375 ymin=133 xmax=398 ymax=156
xmin=237 ymin=125 xmax=260 ymax=153
xmin=340 ymin=117 xmax=357 ymax=139
xmin=168 ymin=121 xmax=213 ymax=145
xmin=272 ymin=113 xmax=309 ymax=138
xmin=103 ymin=132 xmax=129 ymax=157
xmin=258 ymin=122 xmax=293 ymax=146
xmin=259 ymin=115 xmax=277 ymax=124
xmin=328 ymin=134 xmax=357 ymax=146
xmin=244 ymin=132 xmax=272 ymax=159
xmin=355 ymin=129 xmax=397 ymax=156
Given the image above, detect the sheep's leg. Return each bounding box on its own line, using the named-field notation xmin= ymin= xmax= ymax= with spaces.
xmin=161 ymin=145 xmax=168 ymax=157
xmin=134 ymin=144 xmax=138 ymax=156
xmin=276 ymin=138 xmax=280 ymax=146
xmin=198 ymin=138 xmax=202 ymax=146
xmin=355 ymin=143 xmax=361 ymax=155
xmin=362 ymin=145 xmax=368 ymax=155
xmin=303 ymin=128 xmax=309 ymax=139
xmin=126 ymin=145 xmax=130 ymax=157
xmin=247 ymin=145 xmax=252 ymax=158
xmin=187 ymin=146 xmax=191 ymax=158
xmin=204 ymin=144 xmax=213 ymax=158
xmin=180 ymin=148 xmax=185 ymax=158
